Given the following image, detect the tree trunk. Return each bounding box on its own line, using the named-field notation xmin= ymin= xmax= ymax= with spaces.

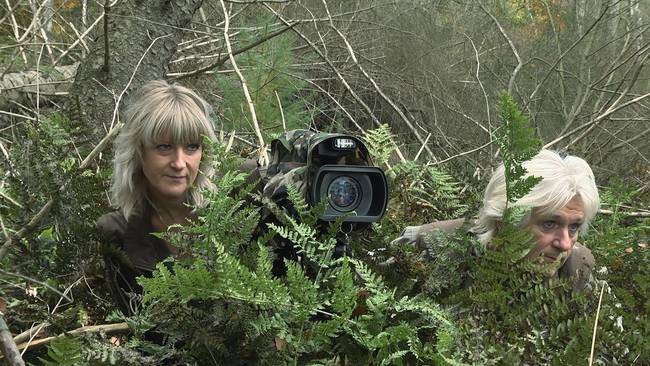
xmin=0 ymin=315 xmax=25 ymax=366
xmin=67 ymin=0 xmax=205 ymax=141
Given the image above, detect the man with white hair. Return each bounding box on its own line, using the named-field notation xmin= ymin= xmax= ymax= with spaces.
xmin=394 ymin=149 xmax=600 ymax=291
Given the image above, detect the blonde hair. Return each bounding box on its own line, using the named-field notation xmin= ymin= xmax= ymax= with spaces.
xmin=474 ymin=150 xmax=600 ymax=244
xmin=111 ymin=80 xmax=217 ymax=220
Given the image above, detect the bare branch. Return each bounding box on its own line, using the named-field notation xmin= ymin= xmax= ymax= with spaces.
xmin=265 ymin=3 xmax=407 ymax=162
xmin=172 ymin=21 xmax=297 ymax=80
xmin=220 ymin=0 xmax=268 ymax=166
xmin=324 ymin=4 xmax=435 ymax=161
xmin=103 ymin=0 xmax=110 ymax=73
xmin=478 ymin=1 xmax=522 ymax=96
xmin=15 ymin=322 xmax=130 ymax=353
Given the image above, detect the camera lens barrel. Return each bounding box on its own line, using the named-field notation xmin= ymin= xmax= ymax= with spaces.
xmin=311 ymin=165 xmax=388 ymax=223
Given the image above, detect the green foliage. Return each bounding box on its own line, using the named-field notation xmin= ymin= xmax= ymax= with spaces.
xmin=395 ymin=161 xmax=469 ymax=221
xmin=495 ymin=91 xmax=542 ymax=204
xmin=216 ymin=14 xmax=311 ymax=139
xmin=363 ymin=124 xmax=395 ymax=167
xmin=37 ymin=333 xmax=163 ymax=366
xmin=126 ymin=144 xmax=455 ymax=364
xmin=38 ymin=336 xmax=84 ymax=366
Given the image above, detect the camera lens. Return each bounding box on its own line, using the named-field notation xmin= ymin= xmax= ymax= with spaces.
xmin=328 ymin=176 xmax=361 ymax=211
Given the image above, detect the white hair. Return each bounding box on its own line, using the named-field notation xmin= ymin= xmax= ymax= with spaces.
xmin=110 ymin=80 xmax=217 ymax=220
xmin=474 ymin=149 xmax=600 ymax=244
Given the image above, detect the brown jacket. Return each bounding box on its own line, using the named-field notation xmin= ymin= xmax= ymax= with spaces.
xmin=96 ymin=206 xmax=173 ymax=315
xmin=394 ymin=218 xmax=595 ymax=292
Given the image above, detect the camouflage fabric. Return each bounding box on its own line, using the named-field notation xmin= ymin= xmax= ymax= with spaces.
xmin=261 ymin=129 xmax=372 ymax=203
xmin=262 ymin=165 xmax=308 ymax=202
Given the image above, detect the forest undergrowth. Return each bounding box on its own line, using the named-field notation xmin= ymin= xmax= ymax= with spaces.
xmin=0 ymin=93 xmax=648 ymax=365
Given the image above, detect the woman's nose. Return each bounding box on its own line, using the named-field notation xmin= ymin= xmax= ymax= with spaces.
xmin=552 ymin=227 xmax=572 ymax=251
xmin=170 ymin=147 xmax=187 ymax=169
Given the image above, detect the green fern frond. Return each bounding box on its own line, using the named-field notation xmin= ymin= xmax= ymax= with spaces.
xmin=331 ymin=258 xmax=357 ymax=317
xmin=495 ymin=92 xmax=542 ymax=204
xmin=39 ymin=336 xmax=84 ymax=366
xmin=286 ymin=182 xmax=310 ymax=219
xmin=363 ymin=123 xmax=395 ymax=166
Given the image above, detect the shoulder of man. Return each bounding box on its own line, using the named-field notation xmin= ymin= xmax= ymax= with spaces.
xmin=96 ymin=211 xmax=128 ymax=247
xmin=559 ymin=242 xmax=595 ymax=291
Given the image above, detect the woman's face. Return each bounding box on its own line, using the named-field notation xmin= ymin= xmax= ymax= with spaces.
xmin=141 ymin=136 xmax=203 ymax=204
xmin=523 ymin=196 xmax=585 ymax=273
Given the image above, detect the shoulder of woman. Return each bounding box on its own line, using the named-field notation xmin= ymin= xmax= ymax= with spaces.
xmin=567 ymin=243 xmax=595 ymax=270
xmin=559 ymin=242 xmax=595 ymax=291
xmin=96 ymin=211 xmax=128 ymax=244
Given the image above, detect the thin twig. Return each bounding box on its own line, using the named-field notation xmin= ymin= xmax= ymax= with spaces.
xmin=598 ymin=209 xmax=650 ymax=218
xmin=328 ymin=20 xmax=434 ymax=161
xmin=265 ymin=4 xmax=407 ymax=163
xmin=478 ymin=1 xmax=522 ymax=96
xmin=544 ymin=90 xmax=650 ymax=149
xmin=102 ymin=0 xmax=110 ymax=73
xmin=275 ymin=91 xmax=286 ymax=133
xmin=589 ymin=284 xmax=606 ymax=366
xmin=414 ymin=133 xmax=431 ymax=162
xmin=430 ymin=140 xmax=494 ymax=166
xmin=12 ymin=323 xmax=49 ymax=346
xmin=0 ymin=269 xmax=71 ymax=302
xmin=108 ymin=33 xmax=173 ymax=130
xmin=54 ymin=13 xmax=104 ymax=66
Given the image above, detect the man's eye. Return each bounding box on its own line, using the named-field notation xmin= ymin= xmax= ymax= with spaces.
xmin=542 ymin=221 xmax=556 ymax=230
xmin=156 ymin=144 xmax=172 ymax=151
xmin=185 ymin=143 xmax=201 ymax=152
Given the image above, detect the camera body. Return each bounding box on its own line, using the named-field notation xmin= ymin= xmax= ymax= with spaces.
xmin=262 ymin=130 xmax=388 ymax=224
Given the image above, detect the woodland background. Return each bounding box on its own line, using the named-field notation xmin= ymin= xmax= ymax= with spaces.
xmin=0 ymin=0 xmax=649 ymax=365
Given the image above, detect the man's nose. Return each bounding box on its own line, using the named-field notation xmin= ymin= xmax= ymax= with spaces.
xmin=552 ymin=227 xmax=573 ymax=251
xmin=170 ymin=147 xmax=187 ymax=169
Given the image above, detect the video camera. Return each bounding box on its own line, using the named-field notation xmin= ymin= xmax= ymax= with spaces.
xmin=239 ymin=129 xmax=388 ymax=277
xmin=260 ymin=129 xmax=389 ymax=224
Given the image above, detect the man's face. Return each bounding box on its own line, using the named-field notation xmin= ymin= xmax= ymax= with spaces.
xmin=524 ymin=196 xmax=585 ymax=273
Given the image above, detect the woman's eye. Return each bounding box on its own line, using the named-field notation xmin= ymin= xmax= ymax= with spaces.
xmin=568 ymin=224 xmax=581 ymax=235
xmin=542 ymin=221 xmax=556 ymax=230
xmin=185 ymin=143 xmax=201 ymax=152
xmin=156 ymin=144 xmax=172 ymax=151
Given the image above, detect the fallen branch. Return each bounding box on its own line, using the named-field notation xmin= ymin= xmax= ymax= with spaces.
xmin=15 ymin=322 xmax=130 ymax=353
xmin=0 ymin=63 xmax=78 ymax=111
xmin=598 ymin=209 xmax=650 ymax=218
xmin=12 ymin=323 xmax=49 ymax=346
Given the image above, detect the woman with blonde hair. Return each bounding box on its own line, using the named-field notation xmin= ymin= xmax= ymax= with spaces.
xmin=97 ymin=80 xmax=216 ymax=315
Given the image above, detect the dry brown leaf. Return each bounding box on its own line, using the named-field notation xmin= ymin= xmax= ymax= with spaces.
xmin=274 ymin=336 xmax=287 ymax=351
